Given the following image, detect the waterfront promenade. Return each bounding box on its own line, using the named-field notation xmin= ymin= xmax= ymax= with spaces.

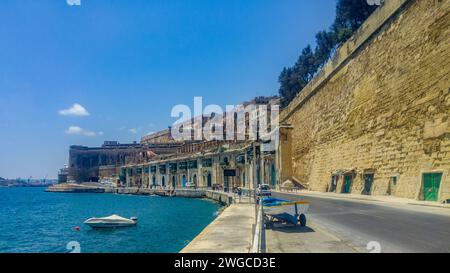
xmin=181 ymin=204 xmax=255 ymax=253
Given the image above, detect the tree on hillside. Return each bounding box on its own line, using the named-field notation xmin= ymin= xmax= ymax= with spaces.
xmin=279 ymin=46 xmax=318 ymax=107
xmin=314 ymin=30 xmax=337 ymax=69
xmin=279 ymin=67 xmax=300 ymax=107
xmin=295 ymin=45 xmax=317 ymax=84
xmin=278 ymin=0 xmax=378 ymax=108
xmin=333 ymin=0 xmax=378 ymax=43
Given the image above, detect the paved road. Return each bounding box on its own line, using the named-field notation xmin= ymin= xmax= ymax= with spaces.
xmin=272 ymin=192 xmax=450 ymax=253
xmin=265 ymin=221 xmax=359 ymax=253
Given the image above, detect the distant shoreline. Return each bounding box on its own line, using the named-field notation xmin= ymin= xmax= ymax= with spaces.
xmin=0 ymin=185 xmax=54 ymax=188
xmin=46 ymin=183 xmax=235 ymax=205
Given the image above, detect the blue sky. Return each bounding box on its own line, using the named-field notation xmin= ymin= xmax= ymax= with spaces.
xmin=0 ymin=0 xmax=335 ymax=179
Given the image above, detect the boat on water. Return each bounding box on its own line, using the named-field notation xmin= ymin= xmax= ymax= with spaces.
xmin=84 ymin=214 xmax=138 ymax=228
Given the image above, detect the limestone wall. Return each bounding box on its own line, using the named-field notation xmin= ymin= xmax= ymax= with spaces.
xmin=174 ymin=189 xmax=206 ymax=198
xmin=68 ymin=146 xmax=143 ymax=183
xmin=281 ymin=0 xmax=450 ymax=201
xmin=205 ymin=190 xmax=234 ymax=205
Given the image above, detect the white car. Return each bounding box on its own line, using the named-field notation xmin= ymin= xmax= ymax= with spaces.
xmin=257 ymin=184 xmax=272 ymax=197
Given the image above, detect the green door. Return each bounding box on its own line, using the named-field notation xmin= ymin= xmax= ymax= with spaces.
xmin=270 ymin=164 xmax=276 ymax=189
xmin=343 ymin=176 xmax=352 ymax=194
xmin=423 ymin=173 xmax=442 ymax=201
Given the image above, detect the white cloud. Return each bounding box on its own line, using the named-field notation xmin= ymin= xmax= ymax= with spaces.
xmin=59 ymin=103 xmax=90 ymax=117
xmin=67 ymin=0 xmax=81 ymax=6
xmin=65 ymin=126 xmax=96 ymax=137
xmin=128 ymin=128 xmax=138 ymax=134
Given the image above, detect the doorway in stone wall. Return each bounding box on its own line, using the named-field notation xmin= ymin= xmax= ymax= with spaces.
xmin=330 ymin=175 xmax=338 ymax=193
xmin=362 ymin=173 xmax=374 ymax=195
xmin=342 ymin=175 xmax=352 ymax=194
xmin=270 ymin=164 xmax=276 ymax=189
xmin=182 ymin=175 xmax=187 ymax=188
xmin=207 ymin=173 xmax=212 ymax=188
xmin=88 ymin=177 xmax=99 ymax=182
xmin=172 ymin=176 xmax=176 ymax=188
xmin=423 ymin=173 xmax=442 ymax=201
xmin=193 ymin=174 xmax=197 ymax=187
xmin=224 ymin=176 xmax=229 ymax=192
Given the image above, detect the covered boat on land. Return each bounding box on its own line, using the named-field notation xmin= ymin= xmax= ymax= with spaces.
xmin=262 ymin=197 xmax=310 ymax=228
xmin=84 ymin=214 xmax=138 ymax=228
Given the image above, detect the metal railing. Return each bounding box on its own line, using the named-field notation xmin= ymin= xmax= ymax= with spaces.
xmin=250 ymin=197 xmax=265 ymax=253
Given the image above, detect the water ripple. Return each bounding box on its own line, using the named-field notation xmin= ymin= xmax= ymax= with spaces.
xmin=0 ymin=188 xmax=220 ymax=253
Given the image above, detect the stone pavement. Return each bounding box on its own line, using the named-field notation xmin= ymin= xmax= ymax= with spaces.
xmin=181 ymin=204 xmax=255 ymax=253
xmin=265 ymin=221 xmax=359 ymax=253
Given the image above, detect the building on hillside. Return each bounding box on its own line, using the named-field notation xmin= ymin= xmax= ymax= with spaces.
xmin=58 ymin=166 xmax=68 ymax=184
xmin=116 ymin=96 xmax=280 ymax=191
xmin=68 ymin=141 xmax=147 ymax=183
xmin=66 ymin=96 xmax=280 ymax=189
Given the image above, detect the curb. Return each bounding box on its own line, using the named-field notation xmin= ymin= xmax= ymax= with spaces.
xmin=274 ymin=191 xmax=450 ymax=210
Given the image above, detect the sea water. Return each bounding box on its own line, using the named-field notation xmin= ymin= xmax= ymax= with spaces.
xmin=0 ymin=187 xmax=220 ymax=253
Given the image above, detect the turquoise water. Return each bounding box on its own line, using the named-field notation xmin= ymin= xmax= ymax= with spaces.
xmin=0 ymin=187 xmax=220 ymax=253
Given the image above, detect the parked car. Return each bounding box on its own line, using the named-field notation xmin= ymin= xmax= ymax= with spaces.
xmin=257 ymin=184 xmax=272 ymax=197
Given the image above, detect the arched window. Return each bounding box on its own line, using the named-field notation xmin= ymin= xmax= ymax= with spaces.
xmin=182 ymin=175 xmax=187 ymax=187
xmin=207 ymin=173 xmax=212 ymax=188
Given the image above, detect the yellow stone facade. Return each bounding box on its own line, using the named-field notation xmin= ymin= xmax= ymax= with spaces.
xmin=121 ymin=142 xmax=262 ymax=193
xmin=280 ymin=0 xmax=450 ymax=202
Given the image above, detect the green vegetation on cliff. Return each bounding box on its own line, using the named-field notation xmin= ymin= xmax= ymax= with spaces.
xmin=279 ymin=0 xmax=378 ymax=107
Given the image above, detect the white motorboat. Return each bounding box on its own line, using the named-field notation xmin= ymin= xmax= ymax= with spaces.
xmin=84 ymin=214 xmax=138 ymax=228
